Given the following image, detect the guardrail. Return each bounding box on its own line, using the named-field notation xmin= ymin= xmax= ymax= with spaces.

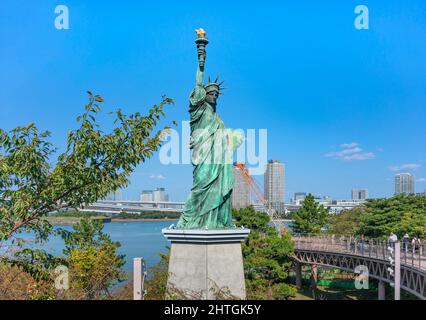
xmin=293 ymin=235 xmax=426 ymax=270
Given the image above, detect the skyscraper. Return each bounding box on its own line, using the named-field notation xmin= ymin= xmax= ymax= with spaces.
xmin=104 ymin=189 xmax=121 ymax=201
xmin=232 ymin=167 xmax=250 ymax=209
xmin=264 ymin=160 xmax=285 ymax=212
xmin=140 ymin=190 xmax=154 ymax=202
xmin=351 ymin=189 xmax=369 ymax=200
xmin=140 ymin=188 xmax=169 ymax=202
xmin=153 ymin=187 xmax=169 ymax=202
xmin=395 ymin=173 xmax=415 ymax=195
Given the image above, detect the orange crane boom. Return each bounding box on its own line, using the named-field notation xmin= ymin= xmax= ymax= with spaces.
xmin=234 ymin=163 xmax=286 ymax=233
xmin=234 ymin=162 xmax=266 ymax=206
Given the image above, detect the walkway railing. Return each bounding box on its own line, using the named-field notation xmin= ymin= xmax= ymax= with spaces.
xmin=293 ymin=235 xmax=426 ymax=270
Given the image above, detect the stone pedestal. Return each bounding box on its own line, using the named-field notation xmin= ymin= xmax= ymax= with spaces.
xmin=162 ymin=228 xmax=250 ymax=300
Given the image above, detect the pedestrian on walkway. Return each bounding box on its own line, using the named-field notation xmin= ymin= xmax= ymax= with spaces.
xmin=360 ymin=234 xmax=365 ymax=255
xmin=403 ymin=234 xmax=410 ymax=255
xmin=389 ymin=232 xmax=398 ymax=242
xmin=412 ymin=237 xmax=418 ymax=254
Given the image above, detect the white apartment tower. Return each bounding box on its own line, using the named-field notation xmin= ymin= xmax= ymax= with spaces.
xmin=264 ymin=160 xmax=285 ymax=213
xmin=395 ymin=173 xmax=415 ymax=195
xmin=351 ymin=189 xmax=369 ymax=200
xmin=140 ymin=188 xmax=169 ymax=202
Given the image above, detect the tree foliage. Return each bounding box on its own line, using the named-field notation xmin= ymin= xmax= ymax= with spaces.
xmin=233 ymin=206 xmax=296 ymax=300
xmin=62 ymin=217 xmax=125 ymax=299
xmin=292 ymin=194 xmax=328 ymax=235
xmin=328 ymin=206 xmax=366 ymax=236
xmin=0 ymin=261 xmax=56 ymax=300
xmin=0 ymin=92 xmax=173 ymax=281
xmin=0 ymin=92 xmax=173 ymax=244
xmin=357 ymin=195 xmax=426 ymax=238
xmin=232 ymin=205 xmax=272 ymax=233
xmin=327 ymin=195 xmax=426 ymax=239
xmin=143 ymin=251 xmax=170 ymax=300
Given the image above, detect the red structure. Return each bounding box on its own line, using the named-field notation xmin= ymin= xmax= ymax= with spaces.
xmin=234 ymin=163 xmax=286 ymax=233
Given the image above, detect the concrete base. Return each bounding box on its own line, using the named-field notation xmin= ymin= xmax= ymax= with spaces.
xmin=311 ymin=264 xmax=318 ymax=290
xmin=378 ymin=280 xmax=386 ymax=300
xmin=162 ymin=228 xmax=250 ymax=300
xmin=295 ymin=261 xmax=302 ymax=290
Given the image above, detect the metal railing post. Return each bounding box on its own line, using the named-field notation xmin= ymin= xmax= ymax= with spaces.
xmin=404 ymin=242 xmax=407 ymax=264
xmin=383 ymin=241 xmax=386 ymax=260
xmin=368 ymin=240 xmax=371 ymax=257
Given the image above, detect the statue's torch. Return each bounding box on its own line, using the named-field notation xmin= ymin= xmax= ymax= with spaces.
xmin=195 ymin=28 xmax=208 ymax=68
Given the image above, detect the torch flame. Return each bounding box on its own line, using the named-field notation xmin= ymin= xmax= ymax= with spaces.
xmin=195 ymin=28 xmax=206 ymax=38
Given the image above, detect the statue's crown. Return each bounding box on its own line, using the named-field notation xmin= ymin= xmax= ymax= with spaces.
xmin=205 ymin=76 xmax=225 ymax=94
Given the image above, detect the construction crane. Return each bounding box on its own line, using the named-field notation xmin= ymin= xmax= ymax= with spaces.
xmin=234 ymin=163 xmax=286 ymax=232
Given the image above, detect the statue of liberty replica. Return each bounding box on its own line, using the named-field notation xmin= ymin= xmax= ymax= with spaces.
xmin=176 ymin=28 xmax=242 ymax=230
xmin=162 ymin=29 xmax=249 ymax=299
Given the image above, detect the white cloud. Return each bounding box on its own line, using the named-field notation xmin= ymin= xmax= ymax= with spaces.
xmin=324 ymin=143 xmax=375 ymax=162
xmin=417 ymin=178 xmax=426 ymax=183
xmin=388 ymin=163 xmax=421 ymax=172
xmin=340 ymin=142 xmax=359 ymax=148
xmin=325 ymin=147 xmax=363 ymax=158
xmin=342 ymin=152 xmax=375 ymax=161
xmin=149 ymin=174 xmax=166 ymax=180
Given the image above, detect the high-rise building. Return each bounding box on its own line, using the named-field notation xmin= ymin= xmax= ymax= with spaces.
xmin=293 ymin=192 xmax=306 ymax=205
xmin=140 ymin=190 xmax=154 ymax=202
xmin=395 ymin=173 xmax=415 ymax=195
xmin=153 ymin=187 xmax=169 ymax=202
xmin=104 ymin=189 xmax=121 ymax=201
xmin=264 ymin=160 xmax=285 ymax=212
xmin=351 ymin=189 xmax=369 ymax=200
xmin=232 ymin=167 xmax=250 ymax=209
xmin=140 ymin=187 xmax=169 ymax=202
xmin=294 ymin=192 xmax=307 ymax=201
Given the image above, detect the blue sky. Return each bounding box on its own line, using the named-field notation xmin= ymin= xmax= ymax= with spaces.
xmin=1 ymin=0 xmax=425 ymax=201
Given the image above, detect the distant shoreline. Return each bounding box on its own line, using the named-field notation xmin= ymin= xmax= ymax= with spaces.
xmin=45 ymin=217 xmax=178 ymax=225
xmin=111 ymin=218 xmax=178 ymax=222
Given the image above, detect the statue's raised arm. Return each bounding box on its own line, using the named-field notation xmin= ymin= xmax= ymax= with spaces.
xmin=195 ymin=28 xmax=208 ymax=87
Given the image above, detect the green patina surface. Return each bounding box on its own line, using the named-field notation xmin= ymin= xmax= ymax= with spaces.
xmin=176 ymin=31 xmax=242 ymax=230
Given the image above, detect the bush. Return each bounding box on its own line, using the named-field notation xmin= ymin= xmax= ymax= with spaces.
xmin=233 ymin=206 xmax=297 ymax=300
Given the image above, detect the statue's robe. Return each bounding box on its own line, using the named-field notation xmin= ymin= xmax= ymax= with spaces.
xmin=176 ymin=85 xmax=235 ymax=229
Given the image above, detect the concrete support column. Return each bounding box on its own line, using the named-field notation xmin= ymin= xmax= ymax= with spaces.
xmin=295 ymin=262 xmax=302 ymax=290
xmin=378 ymin=280 xmax=386 ymax=300
xmin=311 ymin=264 xmax=318 ymax=290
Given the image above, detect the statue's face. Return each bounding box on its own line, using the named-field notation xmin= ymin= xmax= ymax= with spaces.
xmin=206 ymin=90 xmax=219 ymax=106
